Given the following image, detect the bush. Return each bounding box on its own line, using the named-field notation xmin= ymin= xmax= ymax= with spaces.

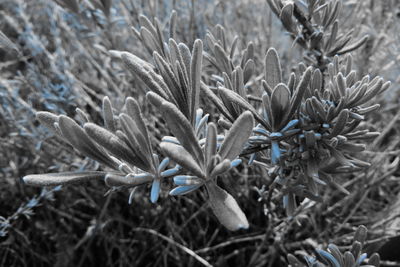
xmin=1 ymin=0 xmax=399 ymax=266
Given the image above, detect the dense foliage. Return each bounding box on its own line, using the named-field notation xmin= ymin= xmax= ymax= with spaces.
xmin=1 ymin=0 xmax=400 ymax=266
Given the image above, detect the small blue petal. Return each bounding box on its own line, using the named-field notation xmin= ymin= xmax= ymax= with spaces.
xmin=150 ymin=179 xmax=161 ymax=203
xmin=248 ymin=153 xmax=256 ymax=165
xmin=322 ymin=123 xmax=330 ymax=128
xmin=196 ymin=113 xmax=209 ymax=132
xmin=195 ymin=108 xmax=204 ymax=127
xmin=357 ymin=253 xmax=368 ymax=264
xmin=128 ymin=187 xmax=137 ymax=205
xmin=173 ymin=175 xmax=201 ymax=186
xmin=253 ymin=127 xmax=270 ymax=136
xmin=271 ymin=141 xmax=281 ymax=164
xmin=270 ymin=132 xmax=283 ymax=138
xmin=281 ymin=119 xmax=299 ymax=132
xmin=169 ymin=184 xmax=203 ymax=196
xmin=161 ymin=136 xmax=180 ymax=145
xmin=158 ymin=157 xmax=170 ymax=172
xmin=161 ymin=167 xmax=180 ymax=177
xmin=283 ymin=195 xmax=288 ymax=208
xmin=316 ymin=249 xmax=340 ymax=267
xmin=230 ymin=158 xmax=242 ymax=168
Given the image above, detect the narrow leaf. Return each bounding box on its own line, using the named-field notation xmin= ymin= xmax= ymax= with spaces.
xmin=189 ymin=39 xmax=203 ymax=125
xmin=162 ymin=101 xmax=204 ymax=167
xmin=58 ymin=116 xmax=118 ymax=169
xmin=36 ymin=111 xmax=60 ymax=135
xmin=150 ymin=178 xmax=161 ymax=203
xmin=219 ymin=111 xmax=254 ymax=161
xmin=264 ymin=48 xmax=282 ymax=89
xmin=160 ymin=142 xmax=205 ymax=179
xmin=102 ymin=96 xmax=115 ymax=132
xmin=169 ymin=184 xmax=203 ymax=196
xmin=207 ymin=182 xmax=249 ymax=231
xmin=84 ymin=123 xmax=149 ymax=171
xmin=205 ymin=123 xmax=218 ymax=166
xmin=23 ymin=171 xmax=106 ymax=187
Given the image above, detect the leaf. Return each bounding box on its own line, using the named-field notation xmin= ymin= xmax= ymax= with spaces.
xmin=105 ymin=173 xmax=153 ymax=187
xmin=270 ymin=83 xmax=291 ymax=130
xmin=337 ymin=35 xmax=369 ymax=55
xmin=264 ymin=48 xmax=282 ymax=89
xmin=0 ymin=30 xmax=20 ymax=55
xmin=153 ymin=51 xmax=188 ymax=115
xmin=311 ymin=69 xmax=322 ymax=92
xmin=169 ymin=10 xmax=177 ymax=39
xmin=344 ymin=251 xmax=356 ymax=267
xmin=354 ymin=78 xmax=383 ymax=106
xmin=206 ymin=182 xmax=249 ymax=231
xmin=189 ymin=39 xmax=203 ymax=125
xmin=140 ymin=27 xmax=163 ymax=55
xmin=84 ymin=123 xmax=149 ymax=171
xmin=173 ymin=175 xmax=203 ymax=186
xmin=99 ymin=0 xmax=112 ymax=17
xmin=325 ymin=20 xmax=338 ymax=52
xmin=329 ymin=109 xmax=349 ymax=138
xmin=217 ymin=87 xmax=267 ymax=128
xmin=125 ymin=97 xmax=153 ymax=159
xmin=316 ymin=249 xmax=340 ymax=267
xmin=214 ymin=43 xmax=232 ymax=74
xmin=120 ymin=52 xmax=171 ymax=101
xmin=178 ymin=43 xmax=192 ymax=82
xmin=327 ymin=244 xmax=344 ymax=267
xmin=36 ymin=111 xmax=60 ymax=135
xmin=266 ymin=0 xmax=281 ymax=17
xmin=287 ymin=254 xmax=302 ymax=267
xmin=23 ymin=171 xmax=107 ymax=187
xmin=283 ymin=193 xmax=296 ymax=217
xmin=368 ymin=253 xmax=380 ymax=267
xmin=219 ymin=111 xmax=254 ymax=161
xmin=205 ymin=123 xmax=218 ymax=166
xmin=280 ymin=4 xmax=296 ymax=33
xmin=336 ymin=73 xmax=346 ymax=97
xmin=58 ymin=116 xmax=118 ymax=169
xmin=351 ymin=241 xmax=362 ymax=259
xmin=201 ymin=83 xmax=235 ymax=122
xmin=161 ymin=101 xmax=204 ymax=167
xmin=119 ymin=114 xmax=154 ymax=172
xmin=150 ymin=178 xmax=161 ymax=203
xmin=209 ymin=159 xmax=231 ymax=178
xmin=169 ymin=184 xmax=203 ymax=196
xmin=102 ymin=96 xmax=115 ymax=132
xmin=284 ymin=67 xmax=313 ymax=124
xmin=271 ymin=140 xmax=281 ymax=164
xmin=160 ymin=142 xmax=205 ymax=179
xmin=146 ymin=91 xmax=167 ymax=108
xmin=243 ymin=59 xmax=255 ymax=84
xmin=354 ymin=225 xmax=367 ymax=244
xmin=76 ymin=108 xmax=89 ymax=123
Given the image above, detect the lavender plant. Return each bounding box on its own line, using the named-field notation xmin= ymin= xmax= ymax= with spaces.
xmin=2 ymin=0 xmax=396 ymax=265
xmin=22 ymin=1 xmax=390 ymax=230
xmin=287 ymin=226 xmax=380 ymax=267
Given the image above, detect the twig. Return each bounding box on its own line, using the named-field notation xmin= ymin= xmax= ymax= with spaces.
xmin=195 ymin=234 xmax=265 ymax=254
xmin=372 ymin=109 xmax=400 ymax=148
xmin=131 ymin=228 xmax=213 ymax=267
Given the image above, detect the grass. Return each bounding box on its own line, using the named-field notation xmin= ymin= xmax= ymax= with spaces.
xmin=1 ymin=0 xmax=400 ymax=266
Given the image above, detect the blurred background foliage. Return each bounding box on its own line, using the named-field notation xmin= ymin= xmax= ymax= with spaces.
xmin=0 ymin=0 xmax=400 ymax=266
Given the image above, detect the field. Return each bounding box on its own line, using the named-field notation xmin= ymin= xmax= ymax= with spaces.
xmin=1 ymin=0 xmax=400 ymax=266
